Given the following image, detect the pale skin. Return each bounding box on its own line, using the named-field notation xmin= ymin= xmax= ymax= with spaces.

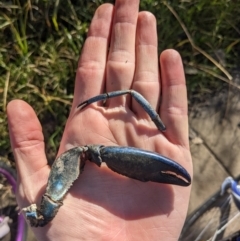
xmin=7 ymin=0 xmax=192 ymax=240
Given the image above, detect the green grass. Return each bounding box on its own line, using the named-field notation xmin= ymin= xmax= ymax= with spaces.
xmin=0 ymin=0 xmax=239 ymax=162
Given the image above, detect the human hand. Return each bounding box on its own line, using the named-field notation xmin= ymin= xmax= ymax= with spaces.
xmin=7 ymin=0 xmax=192 ymax=240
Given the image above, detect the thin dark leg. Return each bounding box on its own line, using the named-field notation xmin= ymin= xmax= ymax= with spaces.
xmin=77 ymin=90 xmax=166 ymax=131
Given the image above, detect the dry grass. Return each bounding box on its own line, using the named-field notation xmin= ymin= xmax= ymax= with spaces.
xmin=0 ymin=0 xmax=239 ymax=162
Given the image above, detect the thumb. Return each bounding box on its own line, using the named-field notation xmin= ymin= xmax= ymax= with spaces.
xmin=7 ymin=100 xmax=49 ymax=202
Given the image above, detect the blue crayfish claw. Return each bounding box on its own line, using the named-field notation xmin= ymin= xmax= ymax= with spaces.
xmin=87 ymin=145 xmax=191 ymax=187
xmin=22 ymin=144 xmax=191 ymax=227
xmin=22 ymin=90 xmax=192 ymax=227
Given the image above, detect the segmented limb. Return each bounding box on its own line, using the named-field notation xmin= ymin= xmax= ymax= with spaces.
xmin=78 ymin=90 xmax=166 ymax=131
xmin=22 ymin=145 xmax=191 ymax=227
xmin=22 ymin=147 xmax=86 ymax=227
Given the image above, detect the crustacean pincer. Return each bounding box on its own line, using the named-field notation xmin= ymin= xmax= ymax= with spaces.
xmin=22 ymin=90 xmax=191 ymax=227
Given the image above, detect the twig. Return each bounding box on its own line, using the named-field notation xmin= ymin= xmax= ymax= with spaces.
xmin=186 ymin=62 xmax=240 ymax=90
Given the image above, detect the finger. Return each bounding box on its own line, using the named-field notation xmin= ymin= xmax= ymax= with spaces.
xmin=7 ymin=100 xmax=48 ymax=180
xmin=132 ymin=11 xmax=159 ymax=118
xmin=106 ymin=0 xmax=139 ymax=107
xmin=160 ymin=50 xmax=189 ymax=147
xmin=71 ymin=4 xmax=113 ymax=110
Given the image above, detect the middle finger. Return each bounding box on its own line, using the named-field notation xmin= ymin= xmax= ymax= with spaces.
xmin=106 ymin=0 xmax=139 ymax=107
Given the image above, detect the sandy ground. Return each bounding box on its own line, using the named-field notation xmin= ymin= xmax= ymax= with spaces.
xmin=188 ymin=83 xmax=240 ymax=213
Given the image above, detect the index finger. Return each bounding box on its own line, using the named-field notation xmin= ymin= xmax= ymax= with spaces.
xmin=71 ymin=4 xmax=113 ymax=110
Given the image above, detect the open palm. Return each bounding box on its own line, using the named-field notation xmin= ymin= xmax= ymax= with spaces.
xmin=7 ymin=1 xmax=192 ymax=240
